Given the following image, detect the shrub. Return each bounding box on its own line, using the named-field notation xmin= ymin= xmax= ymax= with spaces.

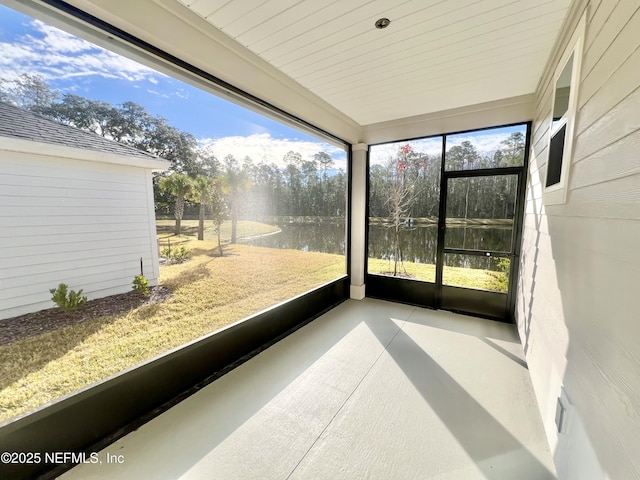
xmin=161 ymin=244 xmax=190 ymax=263
xmin=496 ymin=258 xmax=510 ymax=292
xmin=132 ymin=275 xmax=150 ymax=297
xmin=49 ymin=283 xmax=88 ymax=312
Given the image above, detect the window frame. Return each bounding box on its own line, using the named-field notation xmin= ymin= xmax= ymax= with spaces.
xmin=543 ymin=12 xmax=586 ymax=205
xmin=0 ymin=3 xmax=352 ymax=478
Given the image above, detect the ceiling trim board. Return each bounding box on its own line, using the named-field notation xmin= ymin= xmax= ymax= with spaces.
xmin=364 ymin=94 xmax=536 ymax=145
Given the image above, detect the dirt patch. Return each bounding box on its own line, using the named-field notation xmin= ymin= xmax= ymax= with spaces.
xmin=0 ymin=286 xmax=172 ymax=346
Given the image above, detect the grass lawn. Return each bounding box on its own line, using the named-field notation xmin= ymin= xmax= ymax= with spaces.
xmin=0 ymin=234 xmax=345 ymax=423
xmin=0 ymin=221 xmax=504 ymax=423
xmin=156 ymin=219 xmax=280 ymax=244
xmin=368 ymin=258 xmax=507 ymax=292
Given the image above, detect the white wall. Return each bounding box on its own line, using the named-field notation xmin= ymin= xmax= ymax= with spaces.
xmin=0 ymin=149 xmax=161 ymax=320
xmin=518 ymin=0 xmax=640 ymax=478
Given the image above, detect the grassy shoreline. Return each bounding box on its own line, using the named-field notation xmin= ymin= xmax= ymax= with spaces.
xmin=368 ymin=258 xmax=507 ymax=292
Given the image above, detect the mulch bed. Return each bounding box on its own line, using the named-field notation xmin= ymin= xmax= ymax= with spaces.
xmin=0 ymin=286 xmax=172 ymax=346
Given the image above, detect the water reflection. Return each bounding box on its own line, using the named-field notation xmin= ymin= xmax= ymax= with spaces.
xmin=368 ymin=225 xmax=511 ymax=270
xmin=240 ymin=222 xmax=346 ymax=255
xmin=242 ymin=220 xmax=511 ymax=273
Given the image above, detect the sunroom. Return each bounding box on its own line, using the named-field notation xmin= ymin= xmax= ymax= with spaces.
xmin=0 ymin=0 xmax=638 ymax=479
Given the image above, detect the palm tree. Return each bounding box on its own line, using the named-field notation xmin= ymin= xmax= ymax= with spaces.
xmin=188 ymin=175 xmax=215 ymax=241
xmin=159 ymin=173 xmax=193 ymax=236
xmin=221 ymin=155 xmax=251 ymax=244
xmin=208 ymin=179 xmax=227 ymax=256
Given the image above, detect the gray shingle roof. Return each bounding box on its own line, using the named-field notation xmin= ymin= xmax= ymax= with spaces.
xmin=0 ymin=101 xmax=159 ymax=160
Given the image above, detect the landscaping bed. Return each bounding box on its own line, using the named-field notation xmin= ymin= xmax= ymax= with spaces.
xmin=0 ymin=286 xmax=171 ymax=346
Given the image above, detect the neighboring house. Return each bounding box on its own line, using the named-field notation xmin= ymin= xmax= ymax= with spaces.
xmin=0 ymin=101 xmax=169 ymax=320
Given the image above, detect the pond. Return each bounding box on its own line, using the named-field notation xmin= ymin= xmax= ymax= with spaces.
xmin=240 ymin=222 xmax=347 ymax=255
xmin=241 ymin=219 xmax=513 ymax=271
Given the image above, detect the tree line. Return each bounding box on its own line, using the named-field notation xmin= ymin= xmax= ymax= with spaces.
xmin=369 ymin=133 xmax=525 ymax=222
xmin=2 ymin=73 xmax=524 ymax=259
xmin=1 ymin=74 xmax=346 ymax=244
xmin=369 ymin=134 xmax=525 ymax=275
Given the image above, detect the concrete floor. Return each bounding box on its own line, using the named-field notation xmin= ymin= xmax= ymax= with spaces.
xmin=61 ymin=298 xmax=556 ymax=479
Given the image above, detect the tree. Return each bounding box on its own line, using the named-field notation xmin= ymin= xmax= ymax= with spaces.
xmin=194 ymin=147 xmax=220 ymax=178
xmin=314 ymin=151 xmax=333 ymax=181
xmin=498 ymin=132 xmax=525 ymax=167
xmin=208 ymin=179 xmax=227 ymax=256
xmin=221 ymin=155 xmax=250 ymax=243
xmin=159 ymin=173 xmax=193 ymax=236
xmin=446 ymin=141 xmax=480 ymax=220
xmin=136 ymin=117 xmax=199 ymax=175
xmin=187 ymin=175 xmax=215 ymax=241
xmin=107 ymin=101 xmax=151 ymax=143
xmin=0 ymin=73 xmax=58 ymax=111
xmin=42 ymin=94 xmax=114 ymax=136
xmin=386 ymin=144 xmax=423 ymax=276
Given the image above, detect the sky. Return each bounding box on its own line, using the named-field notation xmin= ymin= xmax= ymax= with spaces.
xmin=369 ymin=124 xmax=526 ymax=166
xmin=0 ymin=4 xmax=347 ymax=170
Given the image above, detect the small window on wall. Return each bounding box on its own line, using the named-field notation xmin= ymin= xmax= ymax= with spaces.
xmin=546 ymin=54 xmax=573 ymax=188
xmin=544 ymin=13 xmax=586 ymax=205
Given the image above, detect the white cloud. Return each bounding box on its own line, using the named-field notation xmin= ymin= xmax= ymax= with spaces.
xmin=175 ymin=89 xmax=189 ymax=99
xmin=370 ymin=132 xmax=514 ymax=166
xmin=446 ymin=132 xmax=511 ymax=153
xmin=370 ymin=137 xmax=442 ymax=166
xmin=0 ymin=19 xmax=162 ymax=85
xmin=199 ymin=133 xmax=347 ymax=170
xmin=147 ymin=89 xmax=170 ymax=99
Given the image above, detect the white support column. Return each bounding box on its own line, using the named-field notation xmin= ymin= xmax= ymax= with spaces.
xmin=350 ymin=143 xmax=367 ymax=300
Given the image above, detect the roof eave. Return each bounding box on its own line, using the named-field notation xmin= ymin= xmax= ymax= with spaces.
xmin=0 ymin=136 xmax=170 ymax=171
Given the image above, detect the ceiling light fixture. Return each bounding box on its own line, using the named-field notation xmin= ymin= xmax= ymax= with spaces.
xmin=375 ymin=18 xmax=391 ymax=29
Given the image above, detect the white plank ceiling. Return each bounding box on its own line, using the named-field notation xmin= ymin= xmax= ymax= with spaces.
xmin=176 ymin=0 xmax=573 ymax=126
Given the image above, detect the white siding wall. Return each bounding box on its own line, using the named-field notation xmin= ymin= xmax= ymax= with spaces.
xmin=0 ymin=150 xmax=160 ymax=320
xmin=518 ymin=0 xmax=640 ymax=478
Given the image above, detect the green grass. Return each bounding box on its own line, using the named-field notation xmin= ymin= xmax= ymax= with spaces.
xmin=156 ymin=219 xmax=279 ymax=244
xmin=368 ymin=258 xmax=507 ymax=292
xmin=0 ymin=222 xmax=505 ymax=423
xmin=0 ymin=239 xmax=345 ymax=423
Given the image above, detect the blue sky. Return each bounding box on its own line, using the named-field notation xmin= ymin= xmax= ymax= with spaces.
xmin=370 ymin=124 xmax=526 ymax=166
xmin=0 ymin=4 xmax=346 ymax=168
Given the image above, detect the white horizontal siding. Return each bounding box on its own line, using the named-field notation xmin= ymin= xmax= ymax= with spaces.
xmin=0 ymin=229 xmax=150 ymax=249
xmin=0 ymin=183 xmax=148 ymax=200
xmin=0 ymin=215 xmax=150 ymax=228
xmin=4 ymin=265 xmax=145 ymax=308
xmin=0 ymin=150 xmax=160 ymax=320
xmin=570 ymin=129 xmax=640 ymax=190
xmin=518 ymin=0 xmax=640 ymax=478
xmin=0 ymin=222 xmax=149 ymax=238
xmin=2 ymin=156 xmax=143 ymax=184
xmin=3 ymin=254 xmax=154 ymax=289
xmin=0 ymin=173 xmax=145 ymax=193
xmin=0 ymin=238 xmax=152 ymax=263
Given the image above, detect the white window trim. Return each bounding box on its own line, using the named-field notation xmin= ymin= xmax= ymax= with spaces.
xmin=543 ymin=12 xmax=586 ymax=205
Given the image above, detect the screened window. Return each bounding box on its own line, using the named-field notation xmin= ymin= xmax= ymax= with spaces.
xmin=368 ymin=137 xmax=443 ymax=281
xmin=0 ymin=4 xmax=347 ymax=424
xmin=446 ymin=125 xmax=526 ymax=170
xmin=543 ymin=12 xmax=586 ymax=204
xmin=368 ymin=125 xmax=526 ymax=284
